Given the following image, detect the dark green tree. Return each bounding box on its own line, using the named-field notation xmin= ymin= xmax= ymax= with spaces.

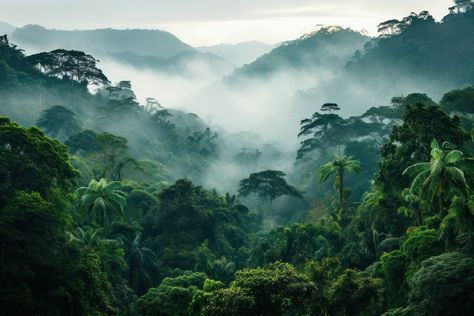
xmin=0 ymin=116 xmax=78 ymax=208
xmin=26 ymin=49 xmax=110 ymax=86
xmin=75 ymin=178 xmax=127 ymax=226
xmin=238 ymin=170 xmax=303 ymax=228
xmin=36 ymin=105 xmax=82 ymax=141
xmin=403 ymin=140 xmax=469 ymax=216
xmin=319 ymin=154 xmax=361 ymax=212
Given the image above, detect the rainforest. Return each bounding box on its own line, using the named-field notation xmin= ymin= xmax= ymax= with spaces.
xmin=1 ymin=1 xmax=474 ymax=315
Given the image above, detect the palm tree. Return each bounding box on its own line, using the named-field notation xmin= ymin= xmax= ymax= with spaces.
xmin=75 ymin=178 xmax=127 ymax=226
xmin=123 ymin=233 xmax=159 ymax=294
xmin=403 ymin=139 xmax=469 ymax=217
xmin=319 ymin=154 xmax=361 ymax=210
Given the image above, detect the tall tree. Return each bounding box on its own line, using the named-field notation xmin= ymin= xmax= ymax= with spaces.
xmin=122 ymin=233 xmax=159 ymax=295
xmin=75 ymin=178 xmax=127 ymax=226
xmin=373 ymin=102 xmax=468 ymax=234
xmin=36 ymin=105 xmax=82 ymax=141
xmin=0 ymin=116 xmax=78 ymax=207
xmin=319 ymin=154 xmax=361 ymax=213
xmin=26 ymin=49 xmax=110 ymax=86
xmin=238 ymin=170 xmax=303 ymax=228
xmin=403 ymin=139 xmax=469 ymax=217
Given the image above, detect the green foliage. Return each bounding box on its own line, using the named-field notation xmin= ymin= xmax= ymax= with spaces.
xmin=137 ymin=272 xmax=207 ymax=316
xmin=204 ymin=262 xmax=316 ymax=316
xmin=348 ymin=9 xmax=474 ymax=88
xmin=36 ymin=105 xmax=82 ymax=141
xmin=75 ymin=179 xmax=127 ymax=226
xmin=248 ymin=219 xmax=342 ymax=267
xmin=26 ymin=49 xmax=110 ymax=86
xmin=403 ymin=139 xmax=469 ymax=215
xmin=0 ymin=117 xmax=121 ymax=315
xmin=143 ymin=179 xmax=248 ymax=279
xmin=232 ymin=27 xmax=367 ymax=79
xmin=319 ymin=154 xmax=361 ymax=212
xmin=329 ymin=269 xmax=383 ymax=316
xmin=394 ymin=252 xmax=474 ymax=315
xmin=3 ymin=14 xmax=474 ymax=315
xmin=239 ymin=170 xmax=303 ymax=202
xmin=373 ymin=102 xmax=468 ymax=234
xmin=440 ymin=86 xmax=474 ymax=114
xmin=0 ymin=116 xmax=79 ymax=207
xmin=239 ymin=170 xmax=302 ymax=227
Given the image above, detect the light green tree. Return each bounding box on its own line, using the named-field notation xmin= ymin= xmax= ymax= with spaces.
xmin=319 ymin=154 xmax=361 ymax=211
xmin=75 ymin=178 xmax=127 ymax=225
xmin=403 ymin=139 xmax=469 ymax=217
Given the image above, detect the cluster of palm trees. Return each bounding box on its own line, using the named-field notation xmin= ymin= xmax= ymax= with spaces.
xmin=318 ymin=139 xmax=471 ymax=227
xmin=74 ymin=178 xmax=160 ymax=293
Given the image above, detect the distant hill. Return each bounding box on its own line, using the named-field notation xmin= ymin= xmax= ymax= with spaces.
xmin=228 ymin=26 xmax=369 ymax=81
xmin=197 ymin=41 xmax=274 ymax=66
xmin=296 ymin=9 xmax=474 ymax=116
xmin=10 ymin=24 xmax=194 ymax=58
xmin=345 ymin=10 xmax=474 ymax=88
xmin=0 ymin=21 xmax=15 ymax=35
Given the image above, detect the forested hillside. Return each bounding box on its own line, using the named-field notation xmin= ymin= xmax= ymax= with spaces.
xmin=10 ymin=24 xmax=194 ymax=58
xmin=298 ymin=6 xmax=474 ymax=116
xmin=1 ymin=1 xmax=474 ymax=316
xmin=229 ymin=26 xmax=368 ymax=80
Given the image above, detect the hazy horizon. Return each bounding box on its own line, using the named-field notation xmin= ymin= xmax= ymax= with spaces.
xmin=1 ymin=0 xmax=452 ymax=46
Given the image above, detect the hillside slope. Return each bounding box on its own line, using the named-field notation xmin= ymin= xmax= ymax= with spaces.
xmin=10 ymin=24 xmax=194 ymax=58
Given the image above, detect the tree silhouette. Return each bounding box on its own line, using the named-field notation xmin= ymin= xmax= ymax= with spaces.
xmin=319 ymin=154 xmax=361 ymax=213
xmin=238 ymin=170 xmax=303 ymax=228
xmin=26 ymin=49 xmax=109 ymax=86
xmin=36 ymin=105 xmax=82 ymax=141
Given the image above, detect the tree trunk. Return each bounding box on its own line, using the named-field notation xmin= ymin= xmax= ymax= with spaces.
xmin=439 ymin=178 xmax=446 ymax=218
xmin=269 ymin=198 xmax=274 ymax=229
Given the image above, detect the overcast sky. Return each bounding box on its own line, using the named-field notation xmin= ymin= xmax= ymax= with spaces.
xmin=1 ymin=0 xmax=453 ymax=46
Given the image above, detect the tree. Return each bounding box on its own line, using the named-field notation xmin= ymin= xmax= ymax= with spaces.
xmin=373 ymin=103 xmax=468 ymax=234
xmin=187 ymin=127 xmax=218 ymax=157
xmin=0 ymin=116 xmax=78 ymax=208
xmin=142 ymin=179 xmax=247 ymax=277
xmin=377 ymin=19 xmax=402 ymax=37
xmin=203 ymin=262 xmax=316 ymax=316
xmin=321 ymin=103 xmax=341 ymax=112
xmin=452 ymin=0 xmax=474 ymax=13
xmin=26 ymin=49 xmax=110 ymax=86
xmin=75 ymin=178 xmax=127 ymax=226
xmin=440 ymin=86 xmax=474 ymax=114
xmin=120 ymin=233 xmax=159 ymax=295
xmin=137 ymin=272 xmax=207 ymax=316
xmin=388 ymin=252 xmax=474 ymax=315
xmin=297 ymin=112 xmax=381 ymax=161
xmin=403 ymin=139 xmax=469 ymax=217
xmin=36 ymin=105 xmax=82 ymax=141
xmin=329 ymin=269 xmax=383 ymax=316
xmin=297 ymin=113 xmax=344 ymax=159
xmin=238 ymin=170 xmax=303 ymax=228
xmin=66 ymin=130 xmax=133 ymax=180
xmin=319 ymin=154 xmax=361 ymax=212
xmin=0 ymin=118 xmax=118 ymax=315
